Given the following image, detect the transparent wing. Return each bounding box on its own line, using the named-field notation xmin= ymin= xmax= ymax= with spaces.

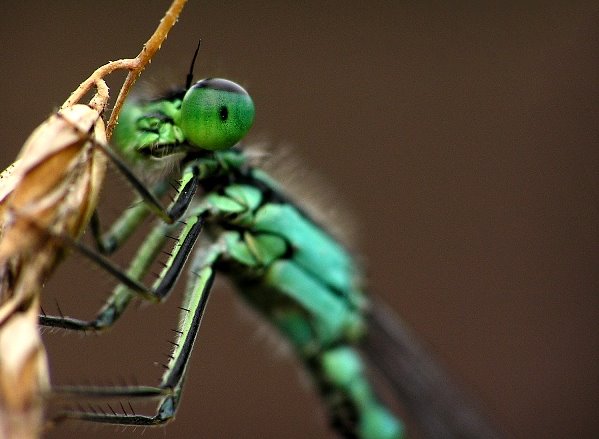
xmin=362 ymin=299 xmax=502 ymax=439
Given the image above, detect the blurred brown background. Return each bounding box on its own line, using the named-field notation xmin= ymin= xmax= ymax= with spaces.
xmin=1 ymin=1 xmax=597 ymax=438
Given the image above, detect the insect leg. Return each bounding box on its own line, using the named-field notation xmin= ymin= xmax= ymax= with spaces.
xmin=96 ymin=142 xmax=201 ymax=223
xmin=90 ymin=164 xmax=201 ymax=255
xmin=52 ymin=249 xmax=217 ymax=426
xmin=83 ymin=137 xmax=174 ymax=224
xmin=89 ymin=182 xmax=166 ymax=255
xmin=39 ymin=212 xmax=206 ymax=331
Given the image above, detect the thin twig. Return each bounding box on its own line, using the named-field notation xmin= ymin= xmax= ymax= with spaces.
xmin=61 ymin=0 xmax=188 ymax=139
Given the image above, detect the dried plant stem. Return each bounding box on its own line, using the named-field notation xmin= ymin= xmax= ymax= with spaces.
xmin=62 ymin=0 xmax=188 ymax=138
xmin=0 ymin=1 xmax=188 ymax=438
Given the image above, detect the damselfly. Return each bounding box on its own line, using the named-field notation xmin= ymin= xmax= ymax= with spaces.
xmin=39 ymin=42 xmax=500 ymax=438
xmin=2 ymin=1 xmax=524 ymax=438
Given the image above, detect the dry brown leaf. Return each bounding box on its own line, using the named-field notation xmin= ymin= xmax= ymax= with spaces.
xmin=0 ymin=1 xmax=188 ymax=437
xmin=0 ymin=104 xmax=106 ymax=439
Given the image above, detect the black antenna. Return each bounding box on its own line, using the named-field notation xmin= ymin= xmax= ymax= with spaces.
xmin=185 ymin=39 xmax=202 ymax=90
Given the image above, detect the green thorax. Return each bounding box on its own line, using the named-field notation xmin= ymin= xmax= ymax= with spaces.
xmin=195 ymin=160 xmax=369 ymax=348
xmin=196 ymin=155 xmax=366 ymax=305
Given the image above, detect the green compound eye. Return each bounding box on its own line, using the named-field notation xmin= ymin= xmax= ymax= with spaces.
xmin=179 ymin=78 xmax=255 ymax=151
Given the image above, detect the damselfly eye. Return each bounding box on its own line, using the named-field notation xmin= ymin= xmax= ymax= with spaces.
xmin=179 ymin=78 xmax=255 ymax=151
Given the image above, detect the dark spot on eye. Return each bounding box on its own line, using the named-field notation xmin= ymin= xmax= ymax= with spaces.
xmin=195 ymin=78 xmax=248 ymax=95
xmin=218 ymin=106 xmax=228 ymax=121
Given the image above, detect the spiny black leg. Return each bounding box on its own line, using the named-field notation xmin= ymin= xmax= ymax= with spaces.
xmin=91 ymin=174 xmax=193 ymax=255
xmin=39 ymin=214 xmax=206 ymax=331
xmin=52 ymin=265 xmax=216 ymax=426
xmin=96 ymin=141 xmax=201 ymax=226
xmin=92 ymin=141 xmax=174 ymax=224
xmin=167 ymin=166 xmax=199 ymax=222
